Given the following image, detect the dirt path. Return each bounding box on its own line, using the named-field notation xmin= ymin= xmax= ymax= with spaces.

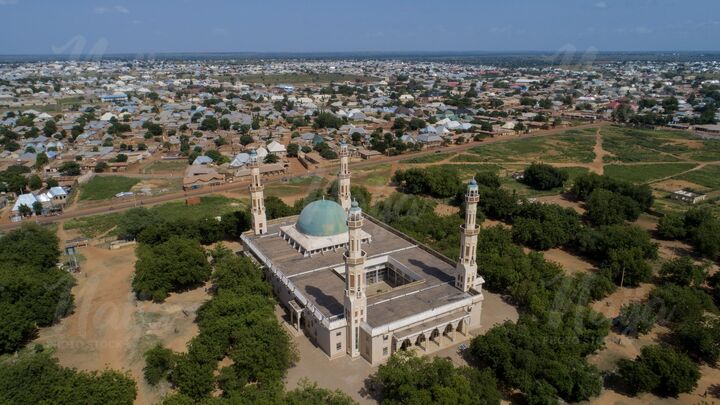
xmin=35 ymin=229 xmax=210 ymax=405
xmin=590 ymin=127 xmax=607 ymax=175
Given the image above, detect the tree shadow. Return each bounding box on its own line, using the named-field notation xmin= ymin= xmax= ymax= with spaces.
xmin=304 ymin=285 xmax=343 ymax=317
xmin=603 ymin=371 xmax=638 ymax=397
xmin=360 ymin=373 xmax=382 ymax=402
xmin=708 ymin=384 xmax=720 ymax=399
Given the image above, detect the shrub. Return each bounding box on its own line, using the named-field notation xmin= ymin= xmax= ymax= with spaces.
xmin=616 ymin=302 xmax=656 ymax=336
xmin=617 ymin=345 xmax=700 ymax=397
xmin=523 ymin=163 xmax=568 ymax=190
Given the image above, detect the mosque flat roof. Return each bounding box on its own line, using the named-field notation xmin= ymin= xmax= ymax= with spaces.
xmin=244 ymin=214 xmax=478 ymax=328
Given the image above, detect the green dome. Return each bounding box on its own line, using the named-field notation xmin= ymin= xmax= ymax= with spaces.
xmin=296 ymin=200 xmax=348 ymax=237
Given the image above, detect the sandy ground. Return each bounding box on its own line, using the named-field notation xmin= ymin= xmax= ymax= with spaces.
xmin=535 ymin=194 xmax=586 ymax=214
xmin=283 ymin=291 xmax=518 ymax=404
xmin=590 ymin=127 xmax=608 ymax=175
xmin=543 ymin=248 xmax=596 ymax=275
xmin=35 ymin=223 xmax=210 ymax=405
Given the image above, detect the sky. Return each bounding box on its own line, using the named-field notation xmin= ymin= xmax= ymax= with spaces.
xmin=0 ymin=0 xmax=719 ymax=55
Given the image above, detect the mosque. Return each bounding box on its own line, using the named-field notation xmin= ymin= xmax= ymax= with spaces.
xmin=240 ymin=143 xmax=485 ymax=365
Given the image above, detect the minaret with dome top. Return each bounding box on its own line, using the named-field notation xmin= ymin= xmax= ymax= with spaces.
xmin=456 ymin=178 xmax=480 ymax=292
xmin=248 ymin=149 xmax=267 ymax=235
xmin=338 ymin=140 xmax=351 ymax=213
xmin=343 ymin=200 xmax=367 ymax=358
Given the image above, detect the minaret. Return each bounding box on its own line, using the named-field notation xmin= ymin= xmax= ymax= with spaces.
xmin=338 ymin=140 xmax=351 ymax=213
xmin=456 ymin=178 xmax=479 ymax=292
xmin=248 ymin=149 xmax=267 ymax=235
xmin=344 ymin=200 xmax=366 ymax=358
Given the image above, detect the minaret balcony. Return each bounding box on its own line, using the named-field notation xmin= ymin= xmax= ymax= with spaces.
xmin=347 ymin=218 xmax=363 ymax=228
xmin=249 ymin=185 xmax=264 ymax=192
xmin=339 ymin=173 xmax=351 ymax=180
xmin=460 ymin=224 xmax=479 ymax=236
xmin=343 ymin=250 xmax=367 ymax=265
xmin=466 ymin=195 xmax=479 ymax=203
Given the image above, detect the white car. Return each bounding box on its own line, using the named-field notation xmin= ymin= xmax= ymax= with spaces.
xmin=115 ymin=191 xmax=134 ymax=198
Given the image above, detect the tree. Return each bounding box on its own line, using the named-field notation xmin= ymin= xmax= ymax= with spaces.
xmin=132 ymin=237 xmax=211 ymax=302
xmin=27 ymin=174 xmax=42 ymax=190
xmin=649 ymin=284 xmax=716 ymax=323
xmin=672 ymin=316 xmax=720 ymax=365
xmin=657 ymin=213 xmax=687 ymax=239
xmin=34 ymin=152 xmax=49 ymax=170
xmin=17 ymin=204 xmax=32 ymax=217
xmin=42 ymin=119 xmax=57 ymax=136
xmin=692 ymin=218 xmax=720 ymax=260
xmin=523 ymin=163 xmax=568 ymax=190
xmin=617 ymin=345 xmax=700 ymax=397
xmin=284 ymin=379 xmax=357 ymax=405
xmin=0 ymin=351 xmax=137 ymax=404
xmin=263 ymin=154 xmax=279 ymax=164
xmin=199 ymin=116 xmax=219 ymax=131
xmin=32 ymin=201 xmax=43 ymax=216
xmin=0 ymin=225 xmax=74 ymax=354
xmin=586 ymin=188 xmax=640 ymax=226
xmin=94 ymin=161 xmax=108 ymax=173
xmin=659 ymin=257 xmax=706 ymax=287
xmin=600 ymin=247 xmax=652 ymax=287
xmin=376 ymin=351 xmax=501 ymax=405
xmin=286 ymin=143 xmax=299 ymax=157
xmin=143 ymin=344 xmax=176 ymax=385
xmin=59 ymin=161 xmax=81 ymax=176
xmin=616 ymin=302 xmax=656 ymax=336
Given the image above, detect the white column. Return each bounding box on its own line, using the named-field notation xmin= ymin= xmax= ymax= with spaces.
xmin=249 ymin=150 xmax=267 ymax=235
xmin=456 ymin=179 xmax=479 ymax=292
xmin=344 ymin=200 xmax=366 ymax=358
xmin=338 ymin=141 xmax=351 ymax=213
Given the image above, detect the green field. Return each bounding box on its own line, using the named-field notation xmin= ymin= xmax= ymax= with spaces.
xmin=449 ymin=154 xmax=487 ymax=163
xmin=599 ymin=126 xmax=720 ymax=163
xmin=265 ymin=176 xmax=327 ymax=197
xmin=400 ymin=152 xmax=455 ymax=164
xmin=469 ymin=130 xmax=596 ymax=163
xmin=432 ymin=163 xmax=503 ymax=179
xmin=79 ymin=176 xmax=141 ymax=201
xmin=354 ymin=164 xmax=393 ymax=187
xmin=673 ymin=165 xmax=720 ymax=190
xmin=65 ymin=195 xmax=246 ymax=238
xmin=142 ymin=160 xmax=188 ymax=174
xmin=604 ymin=163 xmax=697 ymax=184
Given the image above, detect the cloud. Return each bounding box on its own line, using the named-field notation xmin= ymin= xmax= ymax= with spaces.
xmin=0 ymin=0 xmax=18 ymax=5
xmin=594 ymin=1 xmax=608 ymax=8
xmin=94 ymin=5 xmax=129 ymax=14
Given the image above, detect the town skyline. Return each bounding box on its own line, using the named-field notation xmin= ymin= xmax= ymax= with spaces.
xmin=1 ymin=0 xmax=720 ymax=55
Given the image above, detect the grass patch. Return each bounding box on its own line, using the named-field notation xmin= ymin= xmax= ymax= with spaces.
xmin=265 ymin=176 xmax=327 ymax=197
xmin=450 ymin=154 xmax=487 ymax=163
xmin=604 ymin=163 xmax=697 ymax=184
xmin=79 ymin=176 xmax=141 ymax=201
xmin=601 ymin=126 xmax=691 ymax=163
xmin=433 ymin=164 xmax=502 ymax=179
xmin=400 ymin=152 xmax=454 ymax=164
xmin=560 ymin=166 xmax=590 ymax=183
xmin=142 ymin=160 xmax=188 ymax=174
xmin=65 ymin=196 xmax=245 ymax=238
xmin=64 ymin=213 xmax=122 ymax=238
xmin=673 ymin=165 xmax=720 ymax=190
xmin=469 ymin=131 xmax=595 ymax=163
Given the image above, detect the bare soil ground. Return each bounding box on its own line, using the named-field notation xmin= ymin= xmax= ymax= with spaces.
xmin=535 ymin=194 xmax=586 ymax=214
xmin=543 ymin=248 xmax=596 ymax=275
xmin=35 ymin=223 xmax=210 ymax=405
xmin=434 ymin=203 xmax=460 ymax=217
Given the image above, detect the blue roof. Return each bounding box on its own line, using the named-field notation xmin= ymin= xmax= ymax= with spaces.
xmin=296 ymin=200 xmax=348 ymax=237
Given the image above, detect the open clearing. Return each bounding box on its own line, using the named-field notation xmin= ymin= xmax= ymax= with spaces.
xmin=35 ymin=224 xmax=210 ymax=405
xmin=79 ymin=176 xmax=141 ymax=201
